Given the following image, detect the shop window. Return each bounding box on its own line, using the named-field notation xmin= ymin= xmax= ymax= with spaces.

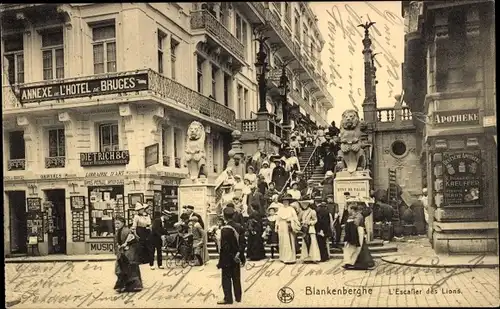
xmin=4 ymin=34 xmax=24 ymax=84
xmin=161 ymin=185 xmax=179 ymax=229
xmin=92 ymin=24 xmax=116 ymax=74
xmin=41 ymin=30 xmax=64 ymax=80
xmin=88 ymin=186 xmax=125 ymax=237
xmin=391 ymin=140 xmax=407 ymax=157
xmin=99 ymin=123 xmax=119 ymax=152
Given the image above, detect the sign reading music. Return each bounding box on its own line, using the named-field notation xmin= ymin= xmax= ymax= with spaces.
xmin=19 ymin=73 xmax=149 ymax=104
xmin=80 ymin=150 xmax=130 ymax=167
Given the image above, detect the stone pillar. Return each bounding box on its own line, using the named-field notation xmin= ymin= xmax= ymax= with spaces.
xmin=17 ymin=116 xmax=38 ymax=172
xmin=119 ymin=103 xmax=140 ymax=171
xmin=230 ymin=130 xmax=246 ymax=178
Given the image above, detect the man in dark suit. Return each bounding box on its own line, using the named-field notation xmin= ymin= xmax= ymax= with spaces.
xmin=315 ymin=197 xmax=332 ymax=262
xmin=225 ymin=202 xmax=244 ymax=226
xmin=183 ymin=205 xmax=205 ymax=229
xmin=301 ymin=180 xmax=320 ymax=200
xmin=151 ymin=210 xmax=171 ymax=269
xmin=217 ymin=207 xmax=246 ymax=305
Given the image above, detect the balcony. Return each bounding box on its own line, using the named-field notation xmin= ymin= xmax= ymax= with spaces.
xmin=289 ymin=89 xmax=328 ymax=127
xmin=238 ymin=117 xmax=283 ymax=142
xmin=8 ymin=159 xmax=25 ymax=171
xmin=45 ymin=156 xmax=65 ymax=169
xmin=261 ymin=8 xmax=334 ymax=110
xmin=2 ymin=69 xmax=236 ymax=128
xmin=190 ymin=10 xmax=245 ymax=69
xmin=376 ymin=102 xmax=415 ymax=132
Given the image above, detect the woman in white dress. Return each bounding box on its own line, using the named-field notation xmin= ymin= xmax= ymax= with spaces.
xmin=299 ymin=202 xmax=321 ymax=263
xmin=244 ymin=166 xmax=258 ymax=187
xmin=276 ymin=194 xmax=301 ymax=264
xmin=259 ymin=161 xmax=273 ymax=184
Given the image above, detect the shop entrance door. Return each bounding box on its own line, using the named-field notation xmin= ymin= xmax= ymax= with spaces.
xmin=8 ymin=191 xmax=27 ymax=254
xmin=45 ymin=189 xmax=67 ymax=254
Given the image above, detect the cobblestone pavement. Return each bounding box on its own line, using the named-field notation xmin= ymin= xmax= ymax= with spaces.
xmin=5 ymin=257 xmax=499 ymax=308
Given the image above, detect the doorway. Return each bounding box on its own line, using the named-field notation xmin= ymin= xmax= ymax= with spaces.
xmin=45 ymin=189 xmax=67 ymax=254
xmin=8 ymin=191 xmax=27 ymax=254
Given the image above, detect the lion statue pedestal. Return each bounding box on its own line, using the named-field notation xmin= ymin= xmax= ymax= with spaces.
xmin=184 ymin=121 xmax=207 ymax=182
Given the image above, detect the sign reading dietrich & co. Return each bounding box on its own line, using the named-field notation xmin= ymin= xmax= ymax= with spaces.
xmin=433 ymin=109 xmax=479 ymax=126
xmin=19 ymin=72 xmax=149 ymax=104
xmin=80 ymin=150 xmax=130 ymax=167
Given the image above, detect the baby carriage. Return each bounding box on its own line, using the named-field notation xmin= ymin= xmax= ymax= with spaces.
xmin=163 ymin=224 xmax=195 ymax=266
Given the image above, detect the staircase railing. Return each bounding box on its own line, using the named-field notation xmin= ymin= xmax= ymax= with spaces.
xmin=279 ymin=146 xmax=321 ymax=195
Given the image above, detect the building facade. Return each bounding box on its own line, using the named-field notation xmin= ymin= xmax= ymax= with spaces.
xmin=2 ymin=3 xmax=333 ymax=256
xmin=402 ymin=0 xmax=497 ymax=254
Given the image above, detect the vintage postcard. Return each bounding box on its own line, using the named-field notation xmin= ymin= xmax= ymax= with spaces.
xmin=3 ymin=1 xmax=498 ymax=308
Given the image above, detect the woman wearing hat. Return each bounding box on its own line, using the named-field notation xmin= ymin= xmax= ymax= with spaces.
xmin=263 ymin=204 xmax=279 ymax=259
xmin=258 ymin=161 xmax=273 ymax=184
xmin=276 ymin=194 xmax=301 ymax=264
xmin=271 ymin=159 xmax=289 ymax=192
xmin=287 ymin=182 xmax=302 ymax=201
xmin=244 ymin=166 xmax=257 ymax=187
xmin=299 ymin=201 xmax=321 ymax=263
xmin=286 ymin=149 xmax=300 ymax=181
xmin=343 ymin=202 xmax=375 ymax=270
xmin=321 ymin=171 xmax=335 ymax=200
xmin=114 ymin=216 xmax=143 ymax=293
xmin=188 ymin=216 xmax=209 ymax=266
xmin=131 ymin=202 xmax=154 ymax=268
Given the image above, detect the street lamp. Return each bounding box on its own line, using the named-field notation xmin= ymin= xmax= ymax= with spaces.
xmin=278 ymin=65 xmax=290 ymax=142
xmin=255 ymin=36 xmax=269 ymax=113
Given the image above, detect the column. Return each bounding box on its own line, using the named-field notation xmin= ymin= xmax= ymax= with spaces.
xmin=17 ymin=116 xmax=39 ymax=172
xmin=119 ymin=103 xmax=140 ymax=171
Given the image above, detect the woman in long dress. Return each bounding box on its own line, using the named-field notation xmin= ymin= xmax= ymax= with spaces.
xmin=299 ymin=202 xmax=321 ymax=263
xmin=131 ymin=203 xmax=154 ymax=267
xmin=276 ymin=194 xmax=301 ymax=264
xmin=246 ymin=204 xmax=267 ymax=261
xmin=188 ymin=216 xmax=209 ymax=265
xmin=114 ymin=216 xmax=143 ymax=293
xmin=343 ymin=202 xmax=375 ymax=270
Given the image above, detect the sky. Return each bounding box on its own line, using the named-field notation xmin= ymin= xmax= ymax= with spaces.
xmin=311 ymin=1 xmax=405 ymax=124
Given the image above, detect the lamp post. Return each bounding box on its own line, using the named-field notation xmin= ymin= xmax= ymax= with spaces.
xmin=278 ymin=65 xmax=290 ymax=143
xmin=255 ymin=36 xmax=269 ymax=113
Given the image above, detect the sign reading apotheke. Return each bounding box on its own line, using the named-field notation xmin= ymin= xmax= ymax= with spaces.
xmin=433 ymin=109 xmax=480 ymax=126
xmin=80 ymin=150 xmax=130 ymax=167
xmin=19 ymin=72 xmax=149 ymax=104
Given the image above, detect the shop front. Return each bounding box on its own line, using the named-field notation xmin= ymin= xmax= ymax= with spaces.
xmin=427 ymin=108 xmax=498 ymax=254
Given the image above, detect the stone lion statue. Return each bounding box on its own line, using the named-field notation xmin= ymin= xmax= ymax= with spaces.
xmin=184 ymin=121 xmax=207 ymax=180
xmin=338 ymin=109 xmax=368 ymax=173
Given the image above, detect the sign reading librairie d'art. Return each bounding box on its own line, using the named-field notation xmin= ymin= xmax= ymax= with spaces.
xmin=19 ymin=72 xmax=149 ymax=104
xmin=80 ymin=150 xmax=130 ymax=167
xmin=433 ymin=109 xmax=480 ymax=126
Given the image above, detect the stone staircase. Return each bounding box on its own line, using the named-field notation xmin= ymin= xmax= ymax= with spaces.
xmin=206 ymin=238 xmax=397 ymax=259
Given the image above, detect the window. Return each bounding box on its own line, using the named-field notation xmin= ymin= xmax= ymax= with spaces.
xmin=303 ymin=26 xmax=309 ymax=48
xmin=92 ymin=24 xmax=116 ymax=74
xmin=9 ymin=131 xmax=25 ymax=160
xmin=236 ymin=14 xmax=242 ymax=41
xmin=391 ymin=141 xmax=407 ymax=157
xmin=162 ymin=126 xmax=170 ymax=167
xmin=170 ymin=38 xmax=179 ymax=80
xmin=237 ymin=85 xmax=244 ymax=118
xmin=243 ymin=88 xmax=249 ymax=118
xmin=235 ymin=14 xmax=248 ymax=50
xmin=284 ymin=3 xmax=292 ymax=25
xmin=220 ymin=3 xmax=229 ymax=28
xmin=242 ymin=20 xmax=248 ymax=58
xmin=48 ymin=128 xmax=65 ymax=157
xmin=223 ymin=74 xmax=230 ymax=107
xmin=197 ymin=55 xmax=204 ymax=93
xmin=294 ymin=15 xmax=300 ymax=40
xmin=99 ymin=123 xmax=119 ymax=152
xmin=4 ymin=35 xmax=24 ymax=84
xmin=41 ymin=30 xmax=64 ymax=80
xmin=212 ymin=65 xmax=218 ymax=99
xmin=88 ymin=185 xmax=124 ymax=238
xmin=304 ymin=90 xmax=310 ymax=103
xmin=158 ymin=31 xmax=166 ymax=74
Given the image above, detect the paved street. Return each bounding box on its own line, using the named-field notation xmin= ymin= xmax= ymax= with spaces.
xmin=6 ymin=256 xmax=499 ymax=308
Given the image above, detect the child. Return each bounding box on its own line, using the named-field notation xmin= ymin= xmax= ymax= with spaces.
xmin=208 ymin=216 xmax=225 ymax=253
xmin=263 ymin=205 xmax=279 ymax=259
xmin=268 ymin=194 xmax=282 ymax=212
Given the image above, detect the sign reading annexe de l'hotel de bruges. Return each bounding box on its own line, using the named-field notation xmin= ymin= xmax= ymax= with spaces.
xmin=18 ymin=72 xmax=149 ymax=104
